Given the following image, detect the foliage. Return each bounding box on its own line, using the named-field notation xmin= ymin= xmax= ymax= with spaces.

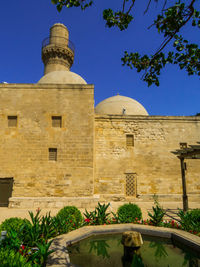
xmin=117 ymin=203 xmax=142 ymax=223
xmin=51 ymin=215 xmax=68 ymax=235
xmin=0 ymin=210 xmax=55 ymax=267
xmin=178 ymin=208 xmax=200 ymax=233
xmin=22 ymin=211 xmax=46 ymax=247
xmin=51 ymin=0 xmax=93 ymax=11
xmin=1 ymin=204 xmax=200 ymax=267
xmin=148 ymin=198 xmax=165 ymax=226
xmin=28 ymin=239 xmax=54 ymax=266
xmin=122 ymin=1 xmax=200 ymax=86
xmin=56 ymin=206 xmax=83 ymax=233
xmin=0 ymin=248 xmax=32 ymax=267
xmin=51 ymin=0 xmax=200 ymax=86
xmin=0 ymin=217 xmax=30 ymax=236
xmin=55 ymin=213 xmax=80 ymax=234
xmin=22 ymin=210 xmax=64 ymax=246
xmin=84 ymin=202 xmax=111 ymax=225
xmin=0 ymin=230 xmax=22 ymax=251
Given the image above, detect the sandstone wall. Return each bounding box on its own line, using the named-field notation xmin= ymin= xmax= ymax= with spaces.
xmin=0 ymin=84 xmax=94 ymax=205
xmin=0 ymin=82 xmax=199 ymax=209
xmin=94 ymin=115 xmax=200 ymax=202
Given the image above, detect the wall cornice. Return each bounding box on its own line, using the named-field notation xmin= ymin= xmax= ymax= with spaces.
xmin=95 ymin=114 xmax=200 ymax=122
xmin=0 ymin=83 xmax=94 ymax=90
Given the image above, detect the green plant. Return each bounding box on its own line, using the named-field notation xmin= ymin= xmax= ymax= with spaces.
xmin=148 ymin=199 xmax=165 ymax=226
xmin=111 ymin=212 xmax=120 ymax=224
xmin=54 ymin=214 xmax=80 ymax=234
xmin=117 ymin=203 xmax=142 ymax=223
xmin=28 ymin=239 xmax=54 ymax=267
xmin=0 ymin=217 xmax=30 ymax=236
xmin=84 ymin=202 xmax=111 ymax=225
xmin=0 ymin=230 xmax=22 ymax=251
xmin=22 ymin=210 xmax=60 ymax=247
xmin=56 ymin=206 xmax=82 ymax=233
xmin=39 ymin=212 xmax=57 ymax=239
xmin=178 ymin=209 xmax=200 ymax=233
xmin=51 ymin=215 xmax=68 ymax=235
xmin=0 ymin=248 xmax=32 ymax=267
xmin=22 ymin=211 xmax=42 ymax=247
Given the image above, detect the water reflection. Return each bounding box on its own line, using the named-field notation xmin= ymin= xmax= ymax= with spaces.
xmin=149 ymin=241 xmax=168 ymax=261
xmin=68 ymin=234 xmax=200 ymax=267
xmin=182 ymin=250 xmax=199 ymax=267
xmin=122 ymin=247 xmax=145 ymax=267
xmin=89 ymin=240 xmax=110 ymax=259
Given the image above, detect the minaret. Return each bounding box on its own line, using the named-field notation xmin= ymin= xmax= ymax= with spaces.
xmin=41 ymin=23 xmax=74 ymax=75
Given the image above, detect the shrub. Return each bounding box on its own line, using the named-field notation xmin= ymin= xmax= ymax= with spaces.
xmin=0 ymin=230 xmax=22 ymax=251
xmin=0 ymin=217 xmax=30 ymax=235
xmin=117 ymin=203 xmax=142 ymax=223
xmin=178 ymin=209 xmax=200 ymax=233
xmin=56 ymin=206 xmax=82 ymax=233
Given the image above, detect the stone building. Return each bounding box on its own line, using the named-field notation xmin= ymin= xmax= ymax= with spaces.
xmin=0 ymin=23 xmax=199 ymax=209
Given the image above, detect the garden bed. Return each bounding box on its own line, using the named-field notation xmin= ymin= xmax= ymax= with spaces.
xmin=0 ymin=201 xmax=200 ymax=266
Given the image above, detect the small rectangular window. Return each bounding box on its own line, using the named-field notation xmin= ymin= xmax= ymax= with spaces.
xmin=126 ymin=173 xmax=136 ymax=196
xmin=8 ymin=116 xmax=17 ymax=127
xmin=52 ymin=116 xmax=62 ymax=127
xmin=49 ymin=148 xmax=57 ymax=161
xmin=126 ymin=134 xmax=134 ymax=147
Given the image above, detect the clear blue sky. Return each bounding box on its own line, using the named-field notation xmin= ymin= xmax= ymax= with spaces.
xmin=0 ymin=0 xmax=199 ymax=116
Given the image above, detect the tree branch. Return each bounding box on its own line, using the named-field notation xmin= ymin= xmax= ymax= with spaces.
xmin=144 ymin=0 xmax=152 ymax=14
xmin=122 ymin=0 xmax=126 ymax=13
xmin=154 ymin=0 xmax=195 ymax=57
xmin=126 ymin=0 xmax=135 ymax=14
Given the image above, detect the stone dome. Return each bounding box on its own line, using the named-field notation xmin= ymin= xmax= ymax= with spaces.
xmin=38 ymin=70 xmax=87 ymax=84
xmin=95 ymin=95 xmax=148 ymax=115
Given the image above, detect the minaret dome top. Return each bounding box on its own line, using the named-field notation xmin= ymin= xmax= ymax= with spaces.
xmin=41 ymin=23 xmax=74 ymax=75
xmin=38 ymin=23 xmax=87 ymax=84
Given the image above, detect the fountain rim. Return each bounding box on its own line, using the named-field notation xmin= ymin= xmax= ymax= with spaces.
xmin=47 ymin=224 xmax=200 ymax=266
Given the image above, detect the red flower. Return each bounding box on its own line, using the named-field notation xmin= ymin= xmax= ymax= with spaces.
xmin=20 ymin=244 xmax=25 ymax=250
xmin=84 ymin=218 xmax=90 ymax=222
